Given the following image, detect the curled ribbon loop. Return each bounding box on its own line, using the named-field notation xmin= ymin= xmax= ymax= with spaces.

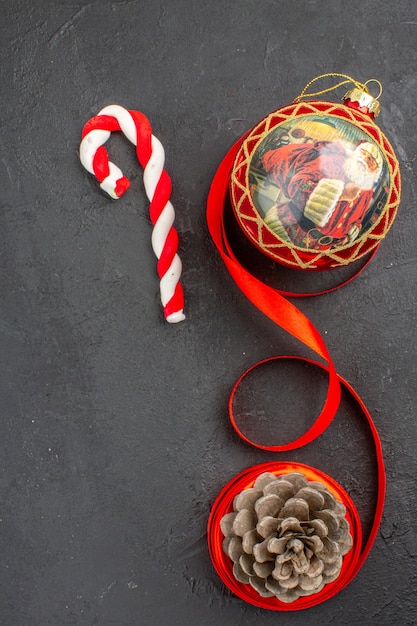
xmin=80 ymin=105 xmax=185 ymax=323
xmin=207 ymin=139 xmax=341 ymax=450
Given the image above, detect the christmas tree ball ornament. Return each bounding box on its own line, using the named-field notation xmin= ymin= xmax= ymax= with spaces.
xmin=208 ymin=462 xmax=361 ymax=610
xmin=229 ymin=74 xmax=401 ymax=270
xmin=79 ymin=105 xmax=185 ymax=323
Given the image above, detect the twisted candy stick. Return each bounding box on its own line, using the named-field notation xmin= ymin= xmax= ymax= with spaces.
xmin=79 ymin=105 xmax=185 ymax=323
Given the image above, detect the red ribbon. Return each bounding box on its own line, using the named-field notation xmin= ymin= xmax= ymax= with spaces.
xmin=207 ymin=139 xmax=342 ymax=450
xmin=206 ymin=138 xmax=386 ymax=608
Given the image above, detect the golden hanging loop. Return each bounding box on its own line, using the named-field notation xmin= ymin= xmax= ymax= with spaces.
xmin=293 ymin=73 xmax=382 ymax=103
xmin=364 ymin=78 xmax=383 ymax=100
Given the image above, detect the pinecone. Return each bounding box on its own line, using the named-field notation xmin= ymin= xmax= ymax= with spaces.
xmin=220 ymin=471 xmax=353 ymax=604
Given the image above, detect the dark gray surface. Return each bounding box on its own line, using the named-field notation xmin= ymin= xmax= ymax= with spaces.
xmin=2 ymin=1 xmax=417 ymax=624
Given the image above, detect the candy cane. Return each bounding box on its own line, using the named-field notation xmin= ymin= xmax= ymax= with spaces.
xmin=79 ymin=105 xmax=185 ymax=323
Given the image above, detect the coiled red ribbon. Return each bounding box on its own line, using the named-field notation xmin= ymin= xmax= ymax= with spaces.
xmin=206 ymin=138 xmax=386 ymax=609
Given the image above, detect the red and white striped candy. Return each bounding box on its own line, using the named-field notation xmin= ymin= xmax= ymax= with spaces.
xmin=79 ymin=105 xmax=185 ymax=323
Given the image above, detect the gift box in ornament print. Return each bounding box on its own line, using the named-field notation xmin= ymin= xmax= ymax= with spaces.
xmin=230 ymin=95 xmax=401 ymax=270
xmin=207 ymin=462 xmax=361 ymax=610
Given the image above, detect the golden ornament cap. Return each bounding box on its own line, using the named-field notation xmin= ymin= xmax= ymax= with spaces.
xmin=343 ymin=86 xmax=381 ymax=118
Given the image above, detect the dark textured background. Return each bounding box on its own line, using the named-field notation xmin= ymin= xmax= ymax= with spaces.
xmin=2 ymin=1 xmax=417 ymax=624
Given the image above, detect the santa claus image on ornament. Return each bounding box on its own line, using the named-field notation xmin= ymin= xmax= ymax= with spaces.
xmin=249 ymin=116 xmax=389 ymax=251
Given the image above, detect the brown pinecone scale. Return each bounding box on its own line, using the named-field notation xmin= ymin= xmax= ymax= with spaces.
xmin=220 ymin=471 xmax=353 ymax=604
